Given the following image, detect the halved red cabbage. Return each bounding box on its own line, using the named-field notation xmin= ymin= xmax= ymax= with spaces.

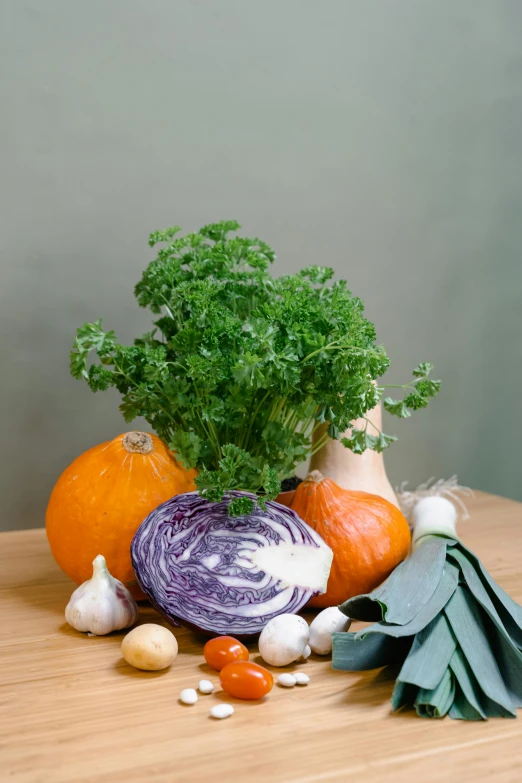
xmin=131 ymin=491 xmax=333 ymax=636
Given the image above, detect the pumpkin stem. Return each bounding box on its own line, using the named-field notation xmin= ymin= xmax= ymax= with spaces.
xmin=305 ymin=470 xmax=324 ymax=483
xmin=123 ymin=431 xmax=153 ymax=455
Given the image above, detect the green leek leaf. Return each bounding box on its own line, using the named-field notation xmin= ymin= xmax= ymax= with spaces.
xmin=357 ymin=561 xmax=459 ymax=639
xmin=440 ymin=586 xmax=515 ymax=715
xmin=448 ymin=647 xmax=487 ymax=720
xmin=414 ymin=668 xmax=455 ymax=718
xmin=341 ymin=537 xmax=449 ymax=624
xmin=396 ymin=613 xmax=457 ymax=691
xmin=332 ymin=633 xmax=412 ymax=672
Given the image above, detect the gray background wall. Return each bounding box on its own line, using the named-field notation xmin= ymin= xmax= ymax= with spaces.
xmin=1 ymin=0 xmax=521 ymax=531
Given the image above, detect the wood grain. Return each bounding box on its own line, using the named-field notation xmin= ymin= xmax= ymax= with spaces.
xmin=1 ymin=491 xmax=522 ymax=783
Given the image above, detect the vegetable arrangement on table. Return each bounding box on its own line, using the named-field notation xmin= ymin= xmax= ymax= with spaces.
xmin=46 ymin=219 xmax=522 ymax=723
xmin=58 ymin=220 xmax=437 ymax=634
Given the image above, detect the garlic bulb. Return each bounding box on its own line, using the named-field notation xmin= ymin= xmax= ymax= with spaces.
xmin=65 ymin=554 xmax=138 ymax=635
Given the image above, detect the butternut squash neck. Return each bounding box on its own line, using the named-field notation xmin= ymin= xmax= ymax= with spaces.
xmin=309 ymin=402 xmax=399 ymax=508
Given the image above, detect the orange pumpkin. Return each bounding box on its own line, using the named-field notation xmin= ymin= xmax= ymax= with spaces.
xmin=290 ymin=470 xmax=411 ymax=607
xmin=46 ymin=431 xmax=196 ymax=599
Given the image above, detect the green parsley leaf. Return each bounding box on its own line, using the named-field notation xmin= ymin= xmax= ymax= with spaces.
xmin=228 ymin=496 xmax=256 ymax=517
xmin=341 ymin=429 xmax=374 ymax=454
xmin=383 ymin=398 xmax=412 ymax=418
xmin=412 ymin=361 xmax=434 ymax=378
xmin=148 ymin=226 xmax=182 ymax=248
xmin=404 ymin=392 xmax=430 ymax=410
xmin=169 ymin=431 xmax=202 ymax=469
xmin=374 ymin=431 xmax=398 ymax=452
xmin=87 ymin=365 xmax=114 ymax=392
xmin=415 ymin=379 xmax=441 ymax=398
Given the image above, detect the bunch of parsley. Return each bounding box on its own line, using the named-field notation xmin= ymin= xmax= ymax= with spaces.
xmin=71 ymin=221 xmax=440 ymax=515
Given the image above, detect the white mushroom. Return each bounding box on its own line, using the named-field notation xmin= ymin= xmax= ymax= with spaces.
xmin=258 ymin=614 xmax=310 ymax=667
xmin=309 ymin=607 xmax=351 ymax=655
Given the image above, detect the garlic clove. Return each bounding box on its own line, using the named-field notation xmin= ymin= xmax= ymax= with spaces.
xmin=65 ymin=554 xmax=139 ymax=635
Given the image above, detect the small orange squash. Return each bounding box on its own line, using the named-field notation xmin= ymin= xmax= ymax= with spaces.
xmin=46 ymin=431 xmax=196 ymax=599
xmin=290 ymin=470 xmax=411 ymax=607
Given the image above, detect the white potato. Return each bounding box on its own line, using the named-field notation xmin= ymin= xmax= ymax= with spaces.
xmin=121 ymin=623 xmax=178 ymax=671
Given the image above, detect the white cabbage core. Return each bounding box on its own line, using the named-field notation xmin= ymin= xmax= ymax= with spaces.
xmin=250 ymin=542 xmax=333 ymax=593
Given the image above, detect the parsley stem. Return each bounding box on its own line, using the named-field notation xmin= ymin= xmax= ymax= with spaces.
xmin=301 ymin=339 xmax=344 ymax=363
xmin=362 ymin=415 xmax=382 ymax=435
xmin=302 ymin=343 xmax=385 ymax=364
xmin=311 ymin=420 xmax=324 ymax=435
xmin=309 ymin=431 xmax=331 ymax=457
xmin=379 ymin=378 xmax=425 ymax=391
xmin=240 ymin=389 xmax=271 ymax=449
xmin=268 ymin=395 xmax=287 ymax=423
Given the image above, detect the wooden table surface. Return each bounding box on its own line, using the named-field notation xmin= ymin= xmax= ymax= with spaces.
xmin=2 ymin=491 xmax=522 ymax=783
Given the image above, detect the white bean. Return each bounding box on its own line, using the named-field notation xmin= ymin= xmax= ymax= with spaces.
xmin=277 ymin=673 xmax=297 ymax=688
xmin=180 ymin=688 xmax=198 ymax=705
xmin=294 ymin=672 xmax=310 ymax=685
xmin=210 ymin=703 xmax=234 ymax=719
xmin=198 ymin=679 xmax=214 ymax=694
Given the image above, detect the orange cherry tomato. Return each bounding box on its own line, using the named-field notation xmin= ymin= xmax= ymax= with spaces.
xmin=219 ymin=661 xmax=274 ymax=700
xmin=203 ymin=636 xmax=249 ymax=671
